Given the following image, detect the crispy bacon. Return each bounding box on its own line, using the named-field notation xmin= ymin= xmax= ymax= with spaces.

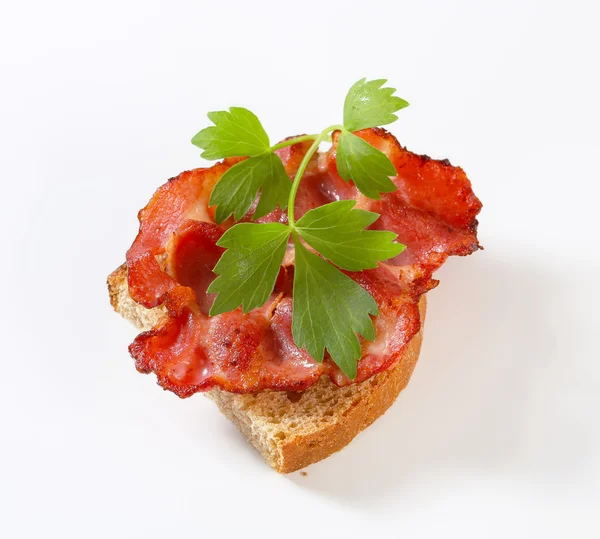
xmin=126 ymin=129 xmax=481 ymax=396
xmin=126 ymin=162 xmax=229 ymax=308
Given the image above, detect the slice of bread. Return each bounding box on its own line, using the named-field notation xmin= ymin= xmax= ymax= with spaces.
xmin=108 ymin=264 xmax=426 ymax=473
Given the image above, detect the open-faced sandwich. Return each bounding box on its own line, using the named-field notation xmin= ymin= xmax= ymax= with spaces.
xmin=108 ymin=78 xmax=482 ymax=472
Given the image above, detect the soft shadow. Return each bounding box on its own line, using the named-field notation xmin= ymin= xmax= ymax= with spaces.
xmin=286 ymin=247 xmax=598 ymax=505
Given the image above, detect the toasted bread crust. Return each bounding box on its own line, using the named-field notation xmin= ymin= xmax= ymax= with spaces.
xmin=108 ymin=264 xmax=425 ymax=472
xmin=270 ymin=329 xmax=423 ymax=472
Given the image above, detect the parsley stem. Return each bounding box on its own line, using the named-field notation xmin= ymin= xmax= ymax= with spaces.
xmin=269 ymin=135 xmax=318 ymax=152
xmin=287 ymin=124 xmax=343 ymax=226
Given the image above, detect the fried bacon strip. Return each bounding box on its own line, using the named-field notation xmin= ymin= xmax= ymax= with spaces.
xmin=126 ymin=129 xmax=481 ymax=396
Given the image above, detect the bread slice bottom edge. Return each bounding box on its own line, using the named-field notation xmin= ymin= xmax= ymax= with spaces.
xmin=108 ymin=264 xmax=426 ymax=473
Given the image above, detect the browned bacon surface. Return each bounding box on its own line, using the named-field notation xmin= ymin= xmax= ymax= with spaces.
xmin=125 ymin=129 xmax=482 ymax=396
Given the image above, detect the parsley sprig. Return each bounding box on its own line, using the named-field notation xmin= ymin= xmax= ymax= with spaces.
xmin=192 ymin=78 xmax=408 ymax=379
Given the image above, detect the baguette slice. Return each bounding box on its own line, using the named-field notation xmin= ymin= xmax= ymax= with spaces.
xmin=108 ymin=264 xmax=426 ymax=473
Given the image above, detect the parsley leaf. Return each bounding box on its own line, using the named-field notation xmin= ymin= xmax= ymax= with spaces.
xmin=208 ymin=223 xmax=291 ymax=315
xmin=336 ymin=130 xmax=397 ymax=199
xmin=190 ymin=77 xmax=414 ymax=373
xmin=292 ymin=237 xmax=378 ymax=379
xmin=343 ymin=78 xmax=409 ymax=132
xmin=191 ymin=107 xmax=270 ymax=160
xmin=209 ymin=152 xmax=291 ymax=223
xmin=295 ymin=200 xmax=405 ymax=271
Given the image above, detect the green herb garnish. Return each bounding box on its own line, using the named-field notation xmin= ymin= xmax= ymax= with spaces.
xmin=192 ymin=78 xmax=408 ymax=379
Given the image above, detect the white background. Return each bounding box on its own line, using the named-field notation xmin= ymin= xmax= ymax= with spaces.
xmin=1 ymin=1 xmax=599 ymax=537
